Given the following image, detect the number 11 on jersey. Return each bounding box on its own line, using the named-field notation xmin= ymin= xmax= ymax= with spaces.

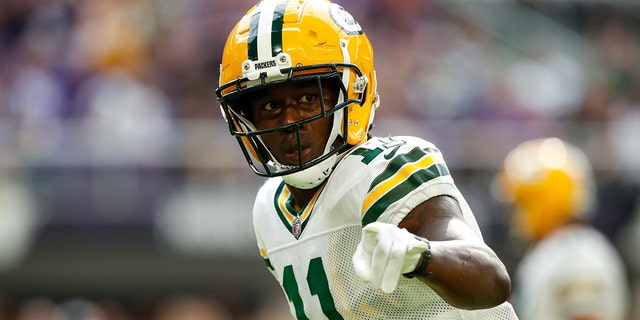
xmin=282 ymin=257 xmax=345 ymax=319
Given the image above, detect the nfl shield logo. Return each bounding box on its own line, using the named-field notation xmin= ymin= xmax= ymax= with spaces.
xmin=292 ymin=216 xmax=301 ymax=239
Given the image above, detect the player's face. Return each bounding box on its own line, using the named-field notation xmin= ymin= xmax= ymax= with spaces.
xmin=249 ymin=80 xmax=338 ymax=166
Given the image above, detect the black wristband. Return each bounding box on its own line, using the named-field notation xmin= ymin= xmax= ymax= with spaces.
xmin=403 ymin=237 xmax=432 ymax=279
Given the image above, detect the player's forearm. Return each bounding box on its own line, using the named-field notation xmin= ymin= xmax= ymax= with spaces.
xmin=417 ymin=240 xmax=511 ymax=310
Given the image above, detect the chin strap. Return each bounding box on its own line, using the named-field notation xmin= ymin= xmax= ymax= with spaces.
xmin=282 ymin=153 xmax=337 ymax=189
xmin=282 ymin=145 xmax=352 ymax=189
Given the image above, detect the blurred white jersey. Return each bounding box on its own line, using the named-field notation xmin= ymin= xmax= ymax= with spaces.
xmin=253 ymin=136 xmax=518 ymax=319
xmin=514 ymin=225 xmax=628 ymax=320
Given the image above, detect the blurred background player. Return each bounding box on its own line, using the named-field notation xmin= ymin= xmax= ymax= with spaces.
xmin=494 ymin=137 xmax=629 ymax=320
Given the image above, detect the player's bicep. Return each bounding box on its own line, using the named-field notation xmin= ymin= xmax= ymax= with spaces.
xmin=399 ymin=195 xmax=484 ymax=243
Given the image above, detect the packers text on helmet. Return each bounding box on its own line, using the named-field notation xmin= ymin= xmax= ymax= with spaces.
xmin=216 ymin=0 xmax=379 ymax=189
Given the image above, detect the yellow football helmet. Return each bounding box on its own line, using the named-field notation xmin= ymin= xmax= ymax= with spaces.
xmin=494 ymin=138 xmax=596 ymax=242
xmin=216 ymin=0 xmax=379 ymax=188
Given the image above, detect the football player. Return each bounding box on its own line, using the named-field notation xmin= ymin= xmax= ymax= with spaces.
xmin=494 ymin=138 xmax=629 ymax=320
xmin=217 ymin=0 xmax=518 ymax=318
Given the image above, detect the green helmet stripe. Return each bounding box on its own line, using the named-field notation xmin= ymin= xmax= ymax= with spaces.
xmin=247 ymin=0 xmax=288 ymax=61
xmin=248 ymin=11 xmax=260 ymax=61
xmin=271 ymin=1 xmax=287 ymax=56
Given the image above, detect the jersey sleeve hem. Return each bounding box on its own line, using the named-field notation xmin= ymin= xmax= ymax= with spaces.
xmin=381 ymin=177 xmax=458 ymax=226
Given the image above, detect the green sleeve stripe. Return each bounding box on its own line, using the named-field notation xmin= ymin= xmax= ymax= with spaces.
xmin=362 ymin=163 xmax=450 ymax=226
xmin=369 ymin=147 xmax=433 ymax=191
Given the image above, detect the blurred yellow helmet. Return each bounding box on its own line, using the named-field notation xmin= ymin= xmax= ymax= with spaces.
xmin=494 ymin=138 xmax=596 ymax=241
xmin=216 ymin=0 xmax=379 ymax=188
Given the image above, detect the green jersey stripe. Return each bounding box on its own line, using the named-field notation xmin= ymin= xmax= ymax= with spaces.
xmin=264 ymin=257 xmax=274 ymax=271
xmin=273 ymin=181 xmax=291 ymax=229
xmin=362 ymin=163 xmax=450 ymax=226
xmin=369 ymin=147 xmax=436 ymax=192
xmin=273 ymin=180 xmax=315 ymax=239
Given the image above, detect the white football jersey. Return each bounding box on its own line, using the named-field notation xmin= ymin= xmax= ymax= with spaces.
xmin=253 ymin=136 xmax=518 ymax=319
xmin=513 ymin=225 xmax=629 ymax=320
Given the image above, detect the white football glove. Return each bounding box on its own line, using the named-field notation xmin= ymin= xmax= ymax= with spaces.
xmin=352 ymin=222 xmax=430 ymax=293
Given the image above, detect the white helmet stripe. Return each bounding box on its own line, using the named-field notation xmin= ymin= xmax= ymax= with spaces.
xmin=257 ymin=1 xmax=276 ymax=59
xmin=249 ymin=0 xmax=288 ymax=61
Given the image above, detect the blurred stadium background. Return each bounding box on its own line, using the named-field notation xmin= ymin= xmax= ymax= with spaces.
xmin=0 ymin=0 xmax=639 ymax=319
